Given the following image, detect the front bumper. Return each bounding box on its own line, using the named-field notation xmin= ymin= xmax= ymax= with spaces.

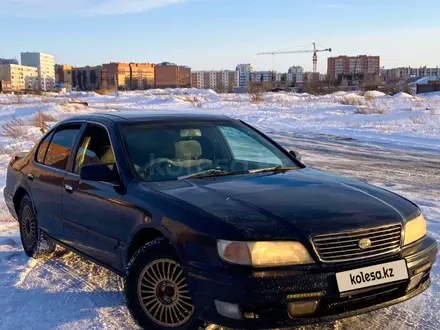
xmin=186 ymin=235 xmax=437 ymax=329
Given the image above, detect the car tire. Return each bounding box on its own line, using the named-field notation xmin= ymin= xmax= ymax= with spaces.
xmin=19 ymin=194 xmax=56 ymax=258
xmin=125 ymin=237 xmax=204 ymax=330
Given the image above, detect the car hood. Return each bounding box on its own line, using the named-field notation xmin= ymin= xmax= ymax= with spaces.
xmin=146 ymin=168 xmax=419 ymax=240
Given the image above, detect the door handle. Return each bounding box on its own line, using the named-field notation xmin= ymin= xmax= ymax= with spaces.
xmin=27 ymin=173 xmax=34 ymax=181
xmin=64 ymin=184 xmax=74 ymax=193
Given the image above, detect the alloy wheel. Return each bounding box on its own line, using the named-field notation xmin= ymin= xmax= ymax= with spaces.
xmin=137 ymin=258 xmax=194 ymax=327
xmin=21 ymin=205 xmax=37 ymax=251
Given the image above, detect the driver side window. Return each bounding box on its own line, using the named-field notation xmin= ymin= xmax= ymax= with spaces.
xmin=73 ymin=124 xmax=116 ymax=175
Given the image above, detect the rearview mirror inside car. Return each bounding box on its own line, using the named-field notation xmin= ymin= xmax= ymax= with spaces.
xmin=289 ymin=150 xmax=302 ymax=162
xmin=80 ymin=164 xmax=118 ymax=183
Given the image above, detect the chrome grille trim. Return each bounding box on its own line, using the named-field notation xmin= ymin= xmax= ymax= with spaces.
xmin=311 ymin=223 xmax=403 ymax=263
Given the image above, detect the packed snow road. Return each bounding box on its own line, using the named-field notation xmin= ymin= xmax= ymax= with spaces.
xmin=0 ymin=134 xmax=438 ymax=330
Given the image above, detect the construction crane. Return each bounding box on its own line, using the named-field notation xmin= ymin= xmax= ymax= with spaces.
xmin=257 ymin=42 xmax=332 ymax=77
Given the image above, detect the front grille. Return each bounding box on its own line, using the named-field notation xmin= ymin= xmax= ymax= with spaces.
xmin=311 ymin=223 xmax=402 ymax=263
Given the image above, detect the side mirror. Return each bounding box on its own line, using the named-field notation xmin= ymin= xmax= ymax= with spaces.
xmin=289 ymin=150 xmax=302 ymax=162
xmin=80 ymin=164 xmax=118 ymax=183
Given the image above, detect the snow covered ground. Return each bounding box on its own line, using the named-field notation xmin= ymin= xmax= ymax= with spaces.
xmin=0 ymin=89 xmax=439 ymax=329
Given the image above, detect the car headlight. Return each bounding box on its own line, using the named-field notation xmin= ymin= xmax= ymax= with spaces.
xmin=217 ymin=240 xmax=315 ymax=267
xmin=404 ymin=213 xmax=427 ymax=246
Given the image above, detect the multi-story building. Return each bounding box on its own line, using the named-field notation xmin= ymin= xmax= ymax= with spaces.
xmin=0 ymin=58 xmax=19 ymax=65
xmin=102 ymin=62 xmax=131 ymax=89
xmin=191 ymin=71 xmax=206 ymax=89
xmin=191 ymin=70 xmax=235 ymax=91
xmin=235 ymin=63 xmax=253 ymax=87
xmin=250 ymin=71 xmax=276 ymax=83
xmin=287 ymin=66 xmax=304 ymax=84
xmin=21 ymin=52 xmax=55 ymax=91
xmin=385 ymin=67 xmax=440 ymax=81
xmin=221 ymin=70 xmax=235 ymax=91
xmin=72 ymin=66 xmax=102 ymax=91
xmin=130 ymin=63 xmax=155 ymax=89
xmin=0 ymin=64 xmax=38 ymax=91
xmin=94 ymin=62 xmax=156 ymax=90
xmin=327 ymin=55 xmax=380 ymax=80
xmin=55 ymin=64 xmax=73 ymax=87
xmin=155 ymin=62 xmax=191 ymax=88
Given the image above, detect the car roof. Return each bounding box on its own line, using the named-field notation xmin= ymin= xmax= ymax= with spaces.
xmin=60 ymin=111 xmax=233 ymax=124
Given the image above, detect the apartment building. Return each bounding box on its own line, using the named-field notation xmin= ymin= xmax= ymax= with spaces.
xmin=155 ymin=62 xmax=191 ymax=88
xmin=386 ymin=67 xmax=440 ymax=81
xmin=101 ymin=62 xmax=131 ymax=89
xmin=0 ymin=64 xmax=38 ymax=91
xmin=0 ymin=58 xmax=18 ymax=65
xmin=250 ymin=71 xmax=276 ymax=83
xmin=72 ymin=66 xmax=102 ymax=91
xmin=55 ymin=64 xmax=73 ymax=86
xmin=130 ymin=63 xmax=155 ymax=89
xmin=191 ymin=70 xmax=235 ymax=91
xmin=235 ymin=63 xmax=253 ymax=87
xmin=21 ymin=52 xmax=55 ymax=91
xmin=287 ymin=66 xmax=304 ymax=84
xmin=327 ymin=55 xmax=380 ymax=80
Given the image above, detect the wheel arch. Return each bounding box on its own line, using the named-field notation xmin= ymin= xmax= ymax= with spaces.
xmin=13 ymin=186 xmax=30 ymax=216
xmin=126 ymin=227 xmax=172 ymax=263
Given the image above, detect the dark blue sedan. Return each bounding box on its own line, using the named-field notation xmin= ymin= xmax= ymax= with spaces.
xmin=4 ymin=112 xmax=437 ymax=329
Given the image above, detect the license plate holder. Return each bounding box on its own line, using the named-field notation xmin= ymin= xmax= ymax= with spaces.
xmin=336 ymin=260 xmax=409 ymax=293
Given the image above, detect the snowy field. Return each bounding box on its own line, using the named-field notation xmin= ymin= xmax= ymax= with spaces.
xmin=0 ymin=89 xmax=439 ymax=329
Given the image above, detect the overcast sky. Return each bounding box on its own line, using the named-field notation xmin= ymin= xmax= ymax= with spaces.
xmin=2 ymin=0 xmax=440 ymax=72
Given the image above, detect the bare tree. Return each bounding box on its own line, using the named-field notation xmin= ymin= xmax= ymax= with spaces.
xmin=249 ymin=82 xmax=265 ymax=103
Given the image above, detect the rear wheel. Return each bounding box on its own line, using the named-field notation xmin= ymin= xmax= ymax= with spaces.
xmin=19 ymin=194 xmax=56 ymax=258
xmin=125 ymin=238 xmax=203 ymax=329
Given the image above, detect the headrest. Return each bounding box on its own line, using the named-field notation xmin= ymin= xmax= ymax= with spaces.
xmin=175 ymin=140 xmax=202 ymax=160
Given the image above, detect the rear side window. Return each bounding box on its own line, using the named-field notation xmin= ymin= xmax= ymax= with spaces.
xmin=35 ymin=132 xmax=53 ymax=163
xmin=44 ymin=125 xmax=81 ymax=170
xmin=73 ymin=124 xmax=116 ymax=174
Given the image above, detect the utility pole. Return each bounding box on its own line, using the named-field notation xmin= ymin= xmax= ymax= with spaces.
xmin=114 ymin=70 xmax=118 ymax=96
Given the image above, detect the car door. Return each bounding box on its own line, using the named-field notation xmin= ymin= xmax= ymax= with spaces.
xmin=25 ymin=123 xmax=83 ymax=239
xmin=61 ymin=122 xmax=125 ymax=270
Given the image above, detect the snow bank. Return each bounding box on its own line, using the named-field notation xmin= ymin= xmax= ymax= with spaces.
xmin=393 ymin=92 xmax=414 ymax=99
xmin=364 ymin=90 xmax=386 ymax=98
xmin=67 ymin=91 xmax=101 ymax=98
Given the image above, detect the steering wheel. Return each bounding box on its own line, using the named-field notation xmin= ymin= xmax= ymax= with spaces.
xmin=138 ymin=158 xmax=175 ymax=178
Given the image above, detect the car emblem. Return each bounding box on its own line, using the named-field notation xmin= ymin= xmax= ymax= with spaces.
xmin=358 ymin=238 xmax=372 ymax=250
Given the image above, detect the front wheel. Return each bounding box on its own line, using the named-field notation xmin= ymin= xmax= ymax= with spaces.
xmin=125 ymin=238 xmax=203 ymax=329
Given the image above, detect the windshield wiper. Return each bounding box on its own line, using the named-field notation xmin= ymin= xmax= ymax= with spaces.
xmin=178 ymin=168 xmax=248 ymax=180
xmin=249 ymin=165 xmax=298 ymax=174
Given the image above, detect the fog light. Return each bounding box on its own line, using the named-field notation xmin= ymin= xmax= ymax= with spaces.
xmin=406 ymin=273 xmax=424 ymax=292
xmin=287 ymin=300 xmax=319 ymax=317
xmin=214 ymin=300 xmax=242 ymax=320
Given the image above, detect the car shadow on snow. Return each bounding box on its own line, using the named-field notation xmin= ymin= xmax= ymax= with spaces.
xmin=0 ymin=239 xmax=136 ymax=330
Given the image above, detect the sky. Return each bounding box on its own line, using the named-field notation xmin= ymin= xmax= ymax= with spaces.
xmin=2 ymin=0 xmax=440 ymax=72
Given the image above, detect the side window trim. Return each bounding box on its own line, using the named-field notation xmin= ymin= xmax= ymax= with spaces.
xmin=68 ymin=121 xmax=120 ymax=180
xmin=66 ymin=123 xmax=88 ymax=173
xmin=34 ymin=122 xmax=85 ymax=172
xmin=34 ymin=130 xmax=55 ymax=164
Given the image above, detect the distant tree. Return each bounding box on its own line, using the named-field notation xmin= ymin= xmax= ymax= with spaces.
xmin=249 ymin=82 xmax=264 ymax=102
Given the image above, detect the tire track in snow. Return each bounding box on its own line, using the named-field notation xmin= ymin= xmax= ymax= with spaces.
xmin=36 ymin=252 xmax=138 ymax=330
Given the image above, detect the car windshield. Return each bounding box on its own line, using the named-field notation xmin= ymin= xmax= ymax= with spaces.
xmin=121 ymin=120 xmax=298 ymax=181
